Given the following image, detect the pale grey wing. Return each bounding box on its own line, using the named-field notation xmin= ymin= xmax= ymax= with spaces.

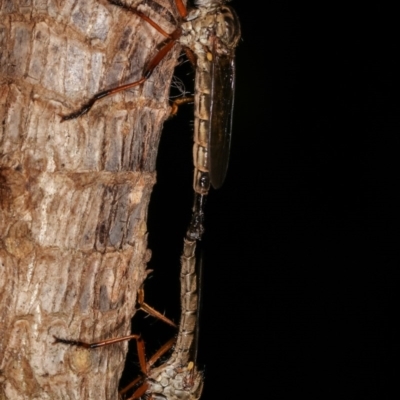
xmin=208 ymin=53 xmax=236 ymax=189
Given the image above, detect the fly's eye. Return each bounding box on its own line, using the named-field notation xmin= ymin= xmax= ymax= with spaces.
xmin=221 ymin=6 xmax=241 ymax=47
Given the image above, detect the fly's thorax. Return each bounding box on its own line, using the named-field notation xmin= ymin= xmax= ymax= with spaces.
xmin=192 ymin=61 xmax=212 ymax=190
xmin=147 ymin=362 xmax=204 ymax=400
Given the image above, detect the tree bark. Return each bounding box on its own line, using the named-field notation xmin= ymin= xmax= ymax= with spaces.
xmin=0 ymin=1 xmax=179 ymax=398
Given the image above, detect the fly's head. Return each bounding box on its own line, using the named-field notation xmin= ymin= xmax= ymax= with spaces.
xmin=147 ymin=362 xmax=203 ymax=400
xmin=214 ymin=4 xmax=241 ymax=55
xmin=180 ymin=1 xmax=240 ymax=58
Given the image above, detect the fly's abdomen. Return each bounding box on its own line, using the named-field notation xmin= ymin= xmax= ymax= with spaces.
xmin=193 ymin=62 xmax=212 ymax=195
xmin=172 ymin=238 xmax=198 ymax=365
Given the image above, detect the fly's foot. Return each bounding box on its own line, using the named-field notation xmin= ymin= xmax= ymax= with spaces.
xmin=169 ymin=96 xmax=194 ymax=118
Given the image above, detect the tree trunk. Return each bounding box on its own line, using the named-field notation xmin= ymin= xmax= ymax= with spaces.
xmin=0 ymin=1 xmax=179 ymax=398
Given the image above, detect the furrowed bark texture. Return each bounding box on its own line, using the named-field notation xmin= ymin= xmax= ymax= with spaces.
xmin=0 ymin=1 xmax=179 ymax=398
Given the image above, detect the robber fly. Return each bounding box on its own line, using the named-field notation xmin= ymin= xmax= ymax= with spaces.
xmin=56 ymin=1 xmax=240 ymax=399
xmin=61 ymin=0 xmax=241 ymax=241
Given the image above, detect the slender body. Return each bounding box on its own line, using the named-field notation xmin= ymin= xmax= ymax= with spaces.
xmin=141 ymin=238 xmax=202 ymax=400
xmin=55 ymin=238 xmax=202 ymax=400
xmin=61 ymin=0 xmax=241 ymax=240
xmin=142 ymin=5 xmax=241 ymax=395
xmin=179 ymin=1 xmax=241 ymax=240
xmin=56 ymin=2 xmax=240 ymax=399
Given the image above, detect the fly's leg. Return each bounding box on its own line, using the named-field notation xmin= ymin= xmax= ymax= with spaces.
xmin=53 ymin=333 xmax=173 ymax=400
xmin=174 ymin=0 xmax=188 ymax=18
xmin=54 ymin=333 xmax=140 ymax=349
xmin=170 ymin=96 xmax=194 ymax=117
xmin=60 ymin=37 xmax=178 ymax=121
xmin=54 ymin=334 xmax=147 ymax=375
xmin=60 ymin=0 xmax=183 ymax=121
xmin=136 ymin=286 xmax=177 ymax=328
xmin=53 ymin=286 xmax=177 ymax=351
xmin=53 ymin=287 xmax=177 ymax=398
xmin=118 ymin=337 xmax=175 ymax=399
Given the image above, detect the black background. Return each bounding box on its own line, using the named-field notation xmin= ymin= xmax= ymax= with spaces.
xmin=122 ymin=3 xmax=398 ymax=399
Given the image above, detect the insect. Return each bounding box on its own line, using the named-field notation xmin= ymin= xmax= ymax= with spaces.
xmin=61 ymin=0 xmax=241 ymax=241
xmin=55 ymin=237 xmax=202 ymax=400
xmin=119 ymin=238 xmax=204 ymax=399
xmin=56 ymin=0 xmax=241 ymax=398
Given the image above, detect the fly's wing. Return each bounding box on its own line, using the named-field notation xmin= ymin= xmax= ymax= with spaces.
xmin=208 ymin=50 xmax=236 ymax=189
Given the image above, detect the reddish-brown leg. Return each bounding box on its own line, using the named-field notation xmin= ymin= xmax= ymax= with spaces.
xmin=54 ymin=332 xmax=176 ymax=399
xmin=126 ymin=382 xmax=150 ymax=400
xmin=60 ymin=36 xmax=178 ymax=121
xmin=174 ymin=0 xmax=188 ymax=18
xmin=119 ymin=337 xmax=175 ymax=399
xmin=54 ymin=334 xmax=147 ymax=375
xmin=170 ymin=96 xmax=194 ymax=117
xmin=61 ymin=0 xmax=184 ymax=121
xmin=146 ymin=337 xmax=175 ymax=368
xmin=136 ymin=287 xmax=177 ymax=328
